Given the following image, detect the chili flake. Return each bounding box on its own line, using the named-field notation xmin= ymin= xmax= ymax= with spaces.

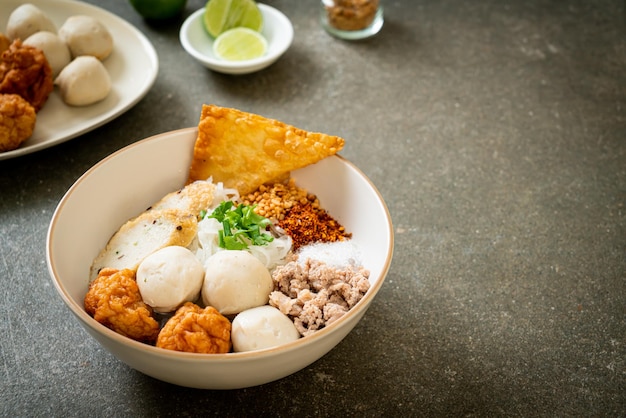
xmin=278 ymin=202 xmax=351 ymax=251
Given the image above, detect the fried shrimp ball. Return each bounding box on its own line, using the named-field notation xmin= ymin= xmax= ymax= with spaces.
xmin=0 ymin=94 xmax=36 ymax=152
xmin=84 ymin=268 xmax=160 ymax=343
xmin=0 ymin=34 xmax=10 ymax=54
xmin=0 ymin=39 xmax=53 ymax=112
xmin=156 ymin=302 xmax=232 ymax=354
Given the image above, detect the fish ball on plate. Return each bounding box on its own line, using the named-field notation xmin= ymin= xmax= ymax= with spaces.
xmin=55 ymin=56 xmax=111 ymax=106
xmin=58 ymin=15 xmax=113 ymax=60
xmin=24 ymin=31 xmax=71 ymax=77
xmin=232 ymin=306 xmax=300 ymax=352
xmin=202 ymin=250 xmax=273 ymax=315
xmin=6 ymin=3 xmax=57 ymax=41
xmin=136 ymin=246 xmax=205 ymax=314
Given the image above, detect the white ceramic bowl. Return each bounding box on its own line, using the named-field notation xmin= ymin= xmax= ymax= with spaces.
xmin=179 ymin=4 xmax=293 ymax=74
xmin=46 ymin=128 xmax=393 ymax=389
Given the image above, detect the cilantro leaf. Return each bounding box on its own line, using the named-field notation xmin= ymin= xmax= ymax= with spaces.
xmin=208 ymin=201 xmax=274 ymax=250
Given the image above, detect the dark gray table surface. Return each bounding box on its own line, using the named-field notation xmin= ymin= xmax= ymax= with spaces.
xmin=1 ymin=0 xmax=624 ymax=416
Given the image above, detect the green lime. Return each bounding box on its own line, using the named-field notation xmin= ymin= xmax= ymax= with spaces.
xmin=129 ymin=0 xmax=187 ymax=20
xmin=203 ymin=0 xmax=263 ymax=38
xmin=213 ymin=27 xmax=267 ymax=61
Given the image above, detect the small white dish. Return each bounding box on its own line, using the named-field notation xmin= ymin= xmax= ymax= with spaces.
xmin=179 ymin=4 xmax=293 ymax=75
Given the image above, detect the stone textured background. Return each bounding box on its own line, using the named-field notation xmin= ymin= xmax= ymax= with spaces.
xmin=1 ymin=0 xmax=624 ymax=416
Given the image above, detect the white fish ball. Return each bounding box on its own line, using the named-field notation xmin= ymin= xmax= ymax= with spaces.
xmin=58 ymin=15 xmax=113 ymax=60
xmin=202 ymin=250 xmax=273 ymax=315
xmin=24 ymin=31 xmax=71 ymax=78
xmin=6 ymin=3 xmax=57 ymax=41
xmin=137 ymin=246 xmax=205 ymax=314
xmin=232 ymin=306 xmax=300 ymax=352
xmin=55 ymin=56 xmax=111 ymax=106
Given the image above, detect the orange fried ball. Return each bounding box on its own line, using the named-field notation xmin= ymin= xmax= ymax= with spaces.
xmin=157 ymin=302 xmax=232 ymax=354
xmin=0 ymin=93 xmax=36 ymax=152
xmin=0 ymin=39 xmax=53 ymax=112
xmin=84 ymin=268 xmax=160 ymax=343
xmin=0 ymin=34 xmax=10 ymax=54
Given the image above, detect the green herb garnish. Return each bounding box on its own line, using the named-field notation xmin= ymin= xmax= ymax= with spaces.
xmin=207 ymin=201 xmax=274 ymax=250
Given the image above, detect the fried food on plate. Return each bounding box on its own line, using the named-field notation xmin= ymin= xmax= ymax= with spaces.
xmin=84 ymin=268 xmax=160 ymax=343
xmin=0 ymin=39 xmax=53 ymax=112
xmin=0 ymin=93 xmax=36 ymax=152
xmin=0 ymin=34 xmax=10 ymax=54
xmin=188 ymin=105 xmax=345 ymax=196
xmin=157 ymin=302 xmax=232 ymax=354
xmin=90 ymin=209 xmax=198 ymax=281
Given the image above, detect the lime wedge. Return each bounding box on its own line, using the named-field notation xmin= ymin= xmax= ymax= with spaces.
xmin=203 ymin=0 xmax=263 ymax=38
xmin=213 ymin=27 xmax=268 ymax=61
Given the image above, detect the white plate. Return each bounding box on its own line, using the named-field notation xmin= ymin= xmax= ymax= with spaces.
xmin=0 ymin=0 xmax=158 ymax=161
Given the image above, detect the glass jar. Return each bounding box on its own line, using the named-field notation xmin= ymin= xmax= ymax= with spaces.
xmin=321 ymin=0 xmax=383 ymax=40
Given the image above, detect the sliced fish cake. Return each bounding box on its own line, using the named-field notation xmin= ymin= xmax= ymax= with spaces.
xmin=90 ymin=209 xmax=198 ymax=281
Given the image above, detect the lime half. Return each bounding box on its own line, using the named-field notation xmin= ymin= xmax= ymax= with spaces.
xmin=213 ymin=27 xmax=268 ymax=61
xmin=203 ymin=0 xmax=263 ymax=38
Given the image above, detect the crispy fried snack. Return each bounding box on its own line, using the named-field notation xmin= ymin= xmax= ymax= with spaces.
xmin=188 ymin=105 xmax=345 ymax=196
xmin=0 ymin=39 xmax=53 ymax=112
xmin=0 ymin=34 xmax=10 ymax=54
xmin=157 ymin=302 xmax=231 ymax=354
xmin=0 ymin=93 xmax=36 ymax=152
xmin=84 ymin=268 xmax=160 ymax=343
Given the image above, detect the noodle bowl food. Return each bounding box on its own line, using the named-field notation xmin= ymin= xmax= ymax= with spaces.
xmin=46 ymin=106 xmax=393 ymax=389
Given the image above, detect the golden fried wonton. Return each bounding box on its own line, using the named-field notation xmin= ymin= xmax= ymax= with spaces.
xmin=187 ymin=105 xmax=345 ymax=196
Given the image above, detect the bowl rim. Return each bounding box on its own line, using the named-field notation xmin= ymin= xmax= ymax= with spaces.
xmin=179 ymin=4 xmax=294 ymax=72
xmin=46 ymin=127 xmax=394 ymax=361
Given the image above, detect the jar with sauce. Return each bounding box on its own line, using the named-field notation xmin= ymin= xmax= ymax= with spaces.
xmin=321 ymin=0 xmax=383 ymax=40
